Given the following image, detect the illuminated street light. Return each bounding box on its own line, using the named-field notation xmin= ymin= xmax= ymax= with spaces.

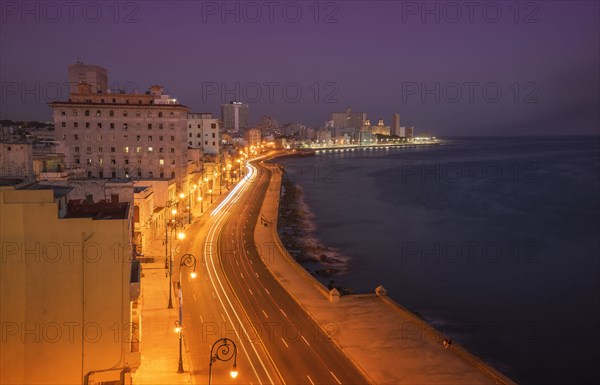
xmin=167 ymin=220 xmax=184 ymax=309
xmin=176 ymin=253 xmax=197 ymax=373
xmin=208 ymin=338 xmax=238 ymax=385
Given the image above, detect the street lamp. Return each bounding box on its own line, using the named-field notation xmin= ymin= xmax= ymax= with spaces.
xmin=176 ymin=253 xmax=197 ymax=373
xmin=197 ymin=196 xmax=203 ymax=213
xmin=164 ymin=200 xmax=177 ymax=270
xmin=167 ymin=220 xmax=185 ymax=309
xmin=208 ymin=338 xmax=238 ymax=385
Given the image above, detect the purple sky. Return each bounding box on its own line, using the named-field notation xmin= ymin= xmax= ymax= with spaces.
xmin=1 ymin=1 xmax=598 ymax=135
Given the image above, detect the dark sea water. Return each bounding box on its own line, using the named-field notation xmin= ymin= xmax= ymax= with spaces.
xmin=276 ymin=137 xmax=600 ymax=385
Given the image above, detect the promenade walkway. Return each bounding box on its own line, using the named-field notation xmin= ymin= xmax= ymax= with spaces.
xmin=255 ymin=162 xmax=516 ymax=385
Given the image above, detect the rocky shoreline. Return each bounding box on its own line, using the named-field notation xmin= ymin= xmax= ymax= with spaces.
xmin=277 ymin=173 xmax=353 ymax=295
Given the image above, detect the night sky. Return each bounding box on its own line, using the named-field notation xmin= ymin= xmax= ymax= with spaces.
xmin=1 ymin=1 xmax=598 ymax=135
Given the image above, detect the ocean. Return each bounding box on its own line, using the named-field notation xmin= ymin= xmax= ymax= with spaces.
xmin=275 ymin=137 xmax=600 ymax=385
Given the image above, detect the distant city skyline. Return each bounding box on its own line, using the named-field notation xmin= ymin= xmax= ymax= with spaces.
xmin=1 ymin=2 xmax=598 ymax=135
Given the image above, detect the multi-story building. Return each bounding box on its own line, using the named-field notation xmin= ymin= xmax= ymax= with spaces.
xmin=221 ymin=101 xmax=249 ymax=132
xmin=370 ymin=119 xmax=391 ymax=136
xmin=331 ymin=107 xmax=367 ymax=130
xmin=245 ymin=128 xmax=262 ymax=147
xmin=316 ymin=130 xmax=332 ymax=145
xmin=50 ymin=81 xmax=189 ymax=182
xmin=187 ymin=112 xmax=220 ymax=154
xmin=0 ymin=182 xmax=139 ymax=384
xmin=67 ymin=61 xmax=108 ymax=94
xmin=392 ymin=113 xmax=401 ymax=136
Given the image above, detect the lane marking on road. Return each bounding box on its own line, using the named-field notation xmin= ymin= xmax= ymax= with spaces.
xmin=262 ymin=310 xmax=269 ymax=319
xmin=307 ymin=375 xmax=315 ymax=385
xmin=264 ymin=288 xmax=270 ymax=295
xmin=200 ymin=315 xmax=204 ymax=324
xmin=249 ymin=289 xmax=254 ymax=296
xmin=331 ymin=371 xmax=342 ymax=384
xmin=240 ymin=272 xmax=244 ymax=279
xmin=221 ymin=313 xmax=226 ymax=322
xmin=212 ymin=291 xmax=216 ymax=299
xmin=281 ymin=338 xmax=288 ymax=348
xmin=204 ymin=166 xmax=277 ymax=385
xmin=193 ymin=294 xmax=197 ymax=301
xmin=280 ymin=309 xmax=287 ymax=318
xmin=301 ymin=335 xmax=310 ymax=346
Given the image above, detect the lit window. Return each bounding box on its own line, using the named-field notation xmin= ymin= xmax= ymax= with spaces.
xmin=159 ymin=159 xmax=165 ymax=165
xmin=124 ymin=147 xmax=130 ymax=153
xmin=136 ymin=147 xmax=142 ymax=153
xmin=148 ymin=147 xmax=154 ymax=152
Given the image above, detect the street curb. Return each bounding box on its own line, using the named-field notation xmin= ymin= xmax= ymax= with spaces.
xmin=254 ymin=160 xmax=378 ymax=385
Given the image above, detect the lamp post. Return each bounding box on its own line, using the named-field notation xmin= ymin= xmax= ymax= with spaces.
xmin=176 ymin=253 xmax=197 ymax=373
xmin=209 ymin=189 xmax=213 ymax=204
xmin=167 ymin=220 xmax=185 ymax=309
xmin=164 ymin=200 xmax=177 ymax=270
xmin=197 ymin=196 xmax=203 ymax=213
xmin=208 ymin=338 xmax=238 ymax=385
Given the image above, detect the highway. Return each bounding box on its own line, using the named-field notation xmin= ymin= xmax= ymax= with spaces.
xmin=177 ymin=155 xmax=370 ymax=385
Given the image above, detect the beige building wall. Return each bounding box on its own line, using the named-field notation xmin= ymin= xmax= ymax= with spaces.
xmin=0 ymin=142 xmax=34 ymax=180
xmin=50 ymin=87 xmax=189 ymax=182
xmin=188 ymin=113 xmax=220 ymax=154
xmin=0 ymin=187 xmax=137 ymax=384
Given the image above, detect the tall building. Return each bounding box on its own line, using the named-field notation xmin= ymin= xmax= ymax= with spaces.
xmin=221 ymin=101 xmax=249 ymax=132
xmin=67 ymin=61 xmax=108 ymax=94
xmin=50 ymin=65 xmax=189 ymax=182
xmin=330 ymin=107 xmax=366 ymax=130
xmin=392 ymin=113 xmax=401 ymax=136
xmin=187 ymin=113 xmax=220 ymax=155
xmin=0 ymin=183 xmax=139 ymax=384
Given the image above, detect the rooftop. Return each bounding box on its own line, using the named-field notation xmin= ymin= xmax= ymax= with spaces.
xmin=65 ymin=200 xmax=129 ymax=220
xmin=17 ymin=183 xmax=73 ymax=199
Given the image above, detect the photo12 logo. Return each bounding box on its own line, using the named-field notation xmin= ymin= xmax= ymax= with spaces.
xmin=201 ymin=81 xmax=340 ymax=104
xmin=1 ymin=81 xmax=140 ymax=104
xmin=401 ymin=81 xmax=540 ymax=104
xmin=198 ymin=1 xmax=340 ymax=24
xmin=0 ymin=1 xmax=140 ymax=24
xmin=398 ymin=1 xmax=540 ymax=24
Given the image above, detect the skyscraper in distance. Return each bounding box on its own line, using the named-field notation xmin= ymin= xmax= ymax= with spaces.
xmin=221 ymin=101 xmax=249 ymax=133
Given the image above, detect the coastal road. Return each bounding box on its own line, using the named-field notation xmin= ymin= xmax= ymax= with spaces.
xmin=179 ymin=154 xmax=370 ymax=385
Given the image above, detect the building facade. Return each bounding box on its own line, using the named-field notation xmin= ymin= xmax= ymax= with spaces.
xmin=331 ymin=107 xmax=367 ymax=130
xmin=50 ymin=83 xmax=189 ymax=182
xmin=0 ymin=142 xmax=33 ymax=180
xmin=0 ymin=184 xmax=139 ymax=384
xmin=245 ymin=128 xmax=262 ymax=147
xmin=221 ymin=101 xmax=249 ymax=132
xmin=392 ymin=113 xmax=401 ymax=136
xmin=67 ymin=61 xmax=108 ymax=94
xmin=187 ymin=112 xmax=220 ymax=154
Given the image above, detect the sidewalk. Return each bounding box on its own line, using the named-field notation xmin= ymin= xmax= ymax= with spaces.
xmin=255 ymin=163 xmax=516 ymax=385
xmin=132 ymin=184 xmax=232 ymax=384
xmin=131 ymin=260 xmax=193 ymax=385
